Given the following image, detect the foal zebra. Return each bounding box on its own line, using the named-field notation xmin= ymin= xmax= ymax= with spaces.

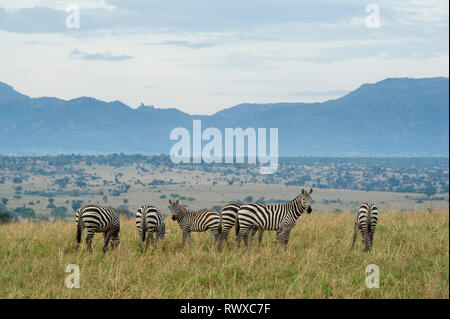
xmin=236 ymin=188 xmax=313 ymax=249
xmin=76 ymin=205 xmax=120 ymax=253
xmin=136 ymin=205 xmax=166 ymax=252
xmin=169 ymin=199 xmax=221 ymax=249
xmin=351 ymin=203 xmax=378 ymax=251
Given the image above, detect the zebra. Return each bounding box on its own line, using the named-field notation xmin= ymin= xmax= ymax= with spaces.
xmin=169 ymin=199 xmax=221 ymax=249
xmin=351 ymin=202 xmax=379 ymax=251
xmin=236 ymin=188 xmax=313 ymax=249
xmin=76 ymin=205 xmax=120 ymax=253
xmin=136 ymin=205 xmax=167 ymax=252
xmin=219 ymin=203 xmax=277 ymax=250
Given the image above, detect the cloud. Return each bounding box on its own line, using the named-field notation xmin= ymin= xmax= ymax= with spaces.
xmin=161 ymin=40 xmax=216 ymax=49
xmin=70 ymin=49 xmax=133 ymax=61
xmin=144 ymin=40 xmax=216 ymax=49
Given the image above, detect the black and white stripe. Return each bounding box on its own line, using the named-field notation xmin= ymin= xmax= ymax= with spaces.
xmin=351 ymin=202 xmax=378 ymax=251
xmin=136 ymin=205 xmax=166 ymax=252
xmin=76 ymin=205 xmax=120 ymax=253
xmin=169 ymin=199 xmax=221 ymax=249
xmin=219 ymin=203 xmax=266 ymax=250
xmin=236 ymin=188 xmax=313 ymax=249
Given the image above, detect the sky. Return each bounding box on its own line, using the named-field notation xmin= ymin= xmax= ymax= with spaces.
xmin=0 ymin=0 xmax=448 ymax=115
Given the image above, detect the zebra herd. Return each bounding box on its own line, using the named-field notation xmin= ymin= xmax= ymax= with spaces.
xmin=75 ymin=188 xmax=379 ymax=253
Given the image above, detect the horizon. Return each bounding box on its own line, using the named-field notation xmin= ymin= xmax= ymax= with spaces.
xmin=1 ymin=75 xmax=448 ymax=116
xmin=1 ymin=0 xmax=448 ymax=114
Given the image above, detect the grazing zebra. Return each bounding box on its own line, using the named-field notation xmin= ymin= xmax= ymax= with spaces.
xmin=76 ymin=205 xmax=120 ymax=253
xmin=136 ymin=205 xmax=166 ymax=252
xmin=236 ymin=188 xmax=313 ymax=249
xmin=169 ymin=199 xmax=221 ymax=249
xmin=219 ymin=203 xmax=272 ymax=250
xmin=351 ymin=203 xmax=379 ymax=251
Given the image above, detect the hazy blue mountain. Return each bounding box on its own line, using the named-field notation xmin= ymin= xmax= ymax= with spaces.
xmin=0 ymin=77 xmax=448 ymax=156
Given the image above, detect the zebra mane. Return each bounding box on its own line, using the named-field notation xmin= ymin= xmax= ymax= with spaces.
xmin=173 ymin=202 xmax=203 ymax=215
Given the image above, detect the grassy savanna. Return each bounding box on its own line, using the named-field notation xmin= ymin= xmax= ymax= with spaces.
xmin=0 ymin=209 xmax=448 ymax=298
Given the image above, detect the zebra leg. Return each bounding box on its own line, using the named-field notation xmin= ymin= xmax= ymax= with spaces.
xmin=221 ymin=225 xmax=231 ymax=249
xmin=139 ymin=228 xmax=146 ymax=253
xmin=364 ymin=232 xmax=371 ymax=251
xmin=351 ymin=223 xmax=358 ymax=250
xmin=218 ymin=230 xmax=227 ymax=252
xmin=181 ymin=231 xmax=187 ymax=249
xmin=102 ymin=230 xmax=113 ymax=253
xmin=236 ymin=234 xmax=242 ymax=250
xmin=211 ymin=232 xmax=216 ymax=248
xmin=212 ymin=228 xmax=221 ymax=250
xmin=282 ymin=229 xmax=292 ymax=250
xmin=249 ymin=227 xmax=258 ymax=242
xmin=146 ymin=231 xmax=153 ymax=251
xmin=188 ymin=231 xmax=192 ymax=246
xmin=258 ymin=229 xmax=264 ymax=245
xmin=86 ymin=231 xmax=95 ymax=253
xmin=243 ymin=228 xmax=251 ymax=248
xmin=154 ymin=232 xmax=160 ymax=248
xmin=150 ymin=231 xmax=156 ymax=248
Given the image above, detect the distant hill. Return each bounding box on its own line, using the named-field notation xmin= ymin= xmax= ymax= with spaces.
xmin=0 ymin=77 xmax=448 ymax=156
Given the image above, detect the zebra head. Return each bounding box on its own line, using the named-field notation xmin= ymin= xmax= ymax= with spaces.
xmin=110 ymin=233 xmax=120 ymax=249
xmin=159 ymin=224 xmax=169 ymax=240
xmin=169 ymin=199 xmax=182 ymax=221
xmin=300 ymin=188 xmax=313 ymax=214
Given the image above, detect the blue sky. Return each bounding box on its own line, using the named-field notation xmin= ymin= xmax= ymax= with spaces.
xmin=1 ymin=0 xmax=448 ymax=114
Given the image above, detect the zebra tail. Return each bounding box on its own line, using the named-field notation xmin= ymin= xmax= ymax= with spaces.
xmin=76 ymin=218 xmax=83 ymax=244
xmin=218 ymin=213 xmax=222 ymax=234
xmin=235 ymin=213 xmax=240 ymax=237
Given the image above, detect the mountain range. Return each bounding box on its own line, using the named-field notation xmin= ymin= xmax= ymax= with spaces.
xmin=0 ymin=77 xmax=448 ymax=156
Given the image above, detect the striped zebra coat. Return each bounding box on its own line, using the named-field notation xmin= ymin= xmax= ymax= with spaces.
xmin=136 ymin=205 xmax=166 ymax=252
xmin=219 ymin=203 xmax=277 ymax=251
xmin=352 ymin=203 xmax=379 ymax=251
xmin=236 ymin=188 xmax=313 ymax=249
xmin=76 ymin=205 xmax=120 ymax=253
xmin=169 ymin=199 xmax=221 ymax=249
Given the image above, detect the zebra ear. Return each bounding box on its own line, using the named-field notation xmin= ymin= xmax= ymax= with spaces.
xmin=176 ymin=199 xmax=179 ymax=205
xmin=309 ymin=188 xmax=313 ymax=194
xmin=169 ymin=199 xmax=172 ymax=205
xmin=301 ymin=188 xmax=305 ymax=194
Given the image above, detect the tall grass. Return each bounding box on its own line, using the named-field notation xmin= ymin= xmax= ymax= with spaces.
xmin=0 ymin=209 xmax=448 ymax=298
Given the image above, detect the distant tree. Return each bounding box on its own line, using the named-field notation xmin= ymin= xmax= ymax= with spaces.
xmin=423 ymin=185 xmax=437 ymax=198
xmin=123 ymin=199 xmax=128 ymax=205
xmin=12 ymin=177 xmax=23 ymax=184
xmin=71 ymin=200 xmax=83 ymax=212
xmin=54 ymin=177 xmax=70 ymax=189
xmin=102 ymin=195 xmax=108 ymax=203
xmin=0 ymin=203 xmax=7 ymax=213
xmin=14 ymin=207 xmax=36 ymax=219
xmin=159 ymin=195 xmax=167 ymax=199
xmin=243 ymin=196 xmax=253 ymax=203
xmin=1 ymin=198 xmax=8 ymax=206
xmin=0 ymin=211 xmax=14 ymax=224
xmin=51 ymin=206 xmax=68 ymax=220
xmin=75 ymin=181 xmax=87 ymax=188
